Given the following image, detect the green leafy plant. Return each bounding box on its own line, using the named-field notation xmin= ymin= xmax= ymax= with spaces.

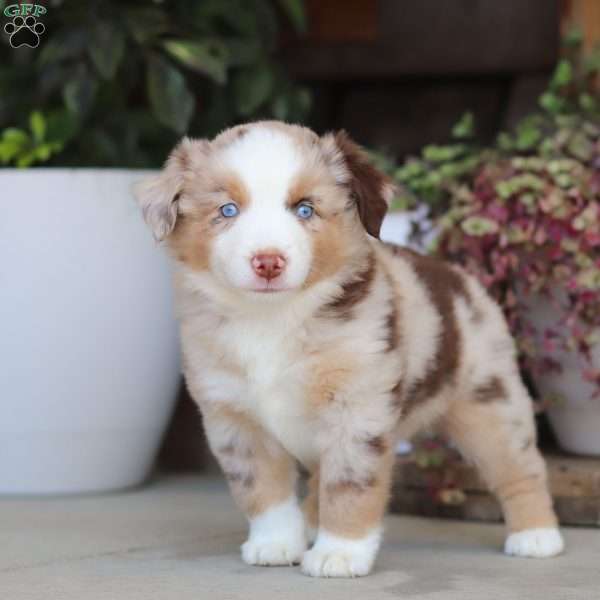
xmin=0 ymin=0 xmax=310 ymax=167
xmin=389 ymin=39 xmax=600 ymax=402
xmin=0 ymin=110 xmax=73 ymax=167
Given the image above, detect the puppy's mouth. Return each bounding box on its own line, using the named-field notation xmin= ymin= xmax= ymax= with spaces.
xmin=247 ymin=280 xmax=294 ymax=294
xmin=249 ymin=284 xmax=293 ymax=294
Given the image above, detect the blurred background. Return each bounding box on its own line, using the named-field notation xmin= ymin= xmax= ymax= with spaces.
xmin=1 ymin=0 xmax=599 ymax=514
xmin=0 ymin=0 xmax=572 ymax=167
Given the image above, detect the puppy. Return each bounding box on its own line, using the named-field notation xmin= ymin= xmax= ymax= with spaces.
xmin=135 ymin=121 xmax=563 ymax=577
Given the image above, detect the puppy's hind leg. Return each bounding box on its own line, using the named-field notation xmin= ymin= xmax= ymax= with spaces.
xmin=203 ymin=405 xmax=306 ymax=566
xmin=441 ymin=376 xmax=564 ymax=558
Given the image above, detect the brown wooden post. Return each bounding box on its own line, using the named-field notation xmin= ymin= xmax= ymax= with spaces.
xmin=562 ymin=0 xmax=600 ymax=53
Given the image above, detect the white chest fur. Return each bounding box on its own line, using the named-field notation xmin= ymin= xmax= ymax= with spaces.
xmin=206 ymin=314 xmax=319 ymax=466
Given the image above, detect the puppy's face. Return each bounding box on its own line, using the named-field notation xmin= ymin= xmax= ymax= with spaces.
xmin=135 ymin=122 xmax=393 ymax=297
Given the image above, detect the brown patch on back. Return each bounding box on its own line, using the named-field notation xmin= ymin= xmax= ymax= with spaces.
xmin=383 ymin=300 xmax=399 ymax=352
xmin=323 ymin=252 xmax=376 ymax=319
xmin=474 ymin=376 xmax=509 ymax=403
xmin=393 ymin=247 xmax=469 ymax=417
xmin=335 ymin=131 xmax=391 ymax=238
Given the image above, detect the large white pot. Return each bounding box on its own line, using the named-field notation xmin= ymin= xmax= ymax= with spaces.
xmin=528 ymin=295 xmax=600 ymax=456
xmin=0 ymin=169 xmax=181 ymax=494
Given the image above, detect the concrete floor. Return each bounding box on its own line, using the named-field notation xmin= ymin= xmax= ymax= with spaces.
xmin=2 ymin=475 xmax=599 ymax=600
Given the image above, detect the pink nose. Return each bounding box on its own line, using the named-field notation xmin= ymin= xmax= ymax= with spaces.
xmin=251 ymin=253 xmax=286 ymax=280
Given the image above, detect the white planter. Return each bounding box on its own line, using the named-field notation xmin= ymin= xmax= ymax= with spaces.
xmin=0 ymin=169 xmax=181 ymax=494
xmin=528 ymin=295 xmax=600 ymax=456
xmin=381 ymin=211 xmax=415 ymax=246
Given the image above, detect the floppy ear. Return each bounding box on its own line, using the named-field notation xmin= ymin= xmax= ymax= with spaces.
xmin=133 ymin=138 xmax=208 ymax=241
xmin=323 ymin=130 xmax=396 ymax=238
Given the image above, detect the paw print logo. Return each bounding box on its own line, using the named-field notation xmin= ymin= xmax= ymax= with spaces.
xmin=4 ymin=15 xmax=45 ymax=48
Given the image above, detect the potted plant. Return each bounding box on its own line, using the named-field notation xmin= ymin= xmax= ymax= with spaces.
xmin=0 ymin=0 xmax=308 ymax=493
xmin=390 ymin=38 xmax=600 ymax=456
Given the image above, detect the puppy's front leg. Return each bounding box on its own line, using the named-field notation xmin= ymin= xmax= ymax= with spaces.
xmin=203 ymin=405 xmax=306 ymax=566
xmin=302 ymin=429 xmax=395 ymax=577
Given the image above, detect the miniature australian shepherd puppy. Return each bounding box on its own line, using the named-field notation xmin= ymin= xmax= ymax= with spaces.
xmin=135 ymin=121 xmax=564 ymax=577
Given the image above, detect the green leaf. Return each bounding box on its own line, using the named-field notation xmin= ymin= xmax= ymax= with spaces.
xmin=550 ymin=59 xmax=573 ymax=89
xmin=124 ymin=7 xmax=169 ymax=44
xmin=515 ymin=124 xmax=542 ymax=150
xmin=29 ymin=111 xmax=46 ymax=143
xmin=147 ymin=55 xmax=194 ymax=134
xmin=567 ymin=132 xmax=594 ymax=162
xmin=63 ymin=71 xmax=98 ymax=115
xmin=539 ymin=92 xmax=565 ymax=115
xmin=45 ymin=110 xmax=79 ymax=145
xmin=224 ymin=38 xmax=262 ymax=67
xmin=32 ymin=144 xmax=54 ymax=162
xmin=271 ymin=86 xmax=311 ymax=121
xmin=0 ymin=128 xmax=32 ymax=165
xmin=39 ymin=30 xmax=88 ymax=66
xmin=233 ymin=63 xmax=274 ymax=116
xmin=584 ymin=49 xmax=600 ymax=74
xmin=190 ymin=0 xmax=259 ymax=36
xmin=562 ymin=27 xmax=583 ymax=48
xmin=452 ymin=112 xmax=475 ymax=139
xmin=497 ymin=132 xmax=514 ymax=152
xmin=422 ymin=144 xmax=466 ymax=163
xmin=162 ymin=39 xmax=228 ymax=84
xmin=16 ymin=150 xmax=38 ymax=168
xmin=276 ymin=0 xmax=307 ymax=33
xmin=2 ymin=128 xmax=30 ymax=146
xmin=579 ymin=93 xmax=597 ymax=113
xmin=461 ymin=216 xmax=499 ymax=236
xmin=88 ymin=22 xmax=126 ymax=80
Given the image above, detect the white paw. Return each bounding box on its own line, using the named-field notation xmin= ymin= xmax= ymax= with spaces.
xmin=242 ymin=536 xmax=305 ymax=566
xmin=241 ymin=497 xmax=307 ymax=566
xmin=301 ymin=529 xmax=381 ymax=578
xmin=504 ymin=528 xmax=565 ymax=558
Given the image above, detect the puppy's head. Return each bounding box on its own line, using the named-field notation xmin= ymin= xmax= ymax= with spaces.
xmin=134 ymin=122 xmax=394 ymax=298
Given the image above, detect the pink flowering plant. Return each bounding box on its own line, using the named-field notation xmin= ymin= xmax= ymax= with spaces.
xmin=391 ymin=40 xmax=600 ymax=404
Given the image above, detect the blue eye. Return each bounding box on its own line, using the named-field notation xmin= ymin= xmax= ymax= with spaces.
xmin=295 ymin=203 xmax=314 ymax=220
xmin=220 ymin=203 xmax=239 ymax=218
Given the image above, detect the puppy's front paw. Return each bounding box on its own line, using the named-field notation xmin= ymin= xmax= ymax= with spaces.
xmin=504 ymin=528 xmax=564 ymax=558
xmin=301 ymin=529 xmax=381 ymax=578
xmin=242 ymin=536 xmax=305 ymax=566
xmin=241 ymin=498 xmax=307 ymax=566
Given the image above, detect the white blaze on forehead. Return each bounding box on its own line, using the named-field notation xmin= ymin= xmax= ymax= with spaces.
xmin=209 ymin=125 xmax=313 ymax=293
xmin=217 ymin=127 xmax=302 ymax=209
